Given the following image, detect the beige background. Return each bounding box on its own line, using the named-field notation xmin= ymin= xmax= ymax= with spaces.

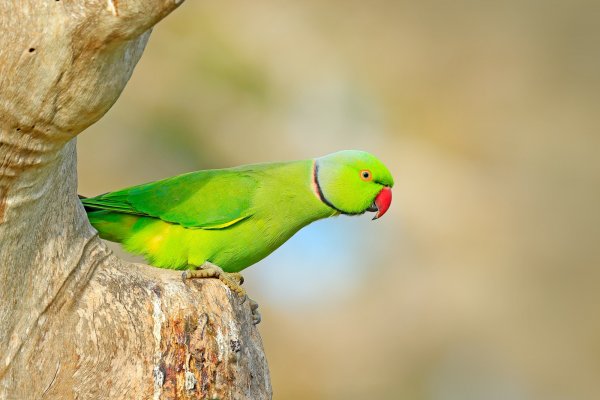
xmin=78 ymin=1 xmax=600 ymax=399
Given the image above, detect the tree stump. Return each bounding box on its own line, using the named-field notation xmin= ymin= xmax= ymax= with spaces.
xmin=0 ymin=2 xmax=271 ymax=399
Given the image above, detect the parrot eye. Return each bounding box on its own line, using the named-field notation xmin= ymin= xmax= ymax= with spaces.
xmin=360 ymin=170 xmax=372 ymax=181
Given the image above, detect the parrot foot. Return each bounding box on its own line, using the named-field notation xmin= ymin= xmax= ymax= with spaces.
xmin=182 ymin=263 xmax=261 ymax=324
xmin=182 ymin=262 xmax=246 ymax=297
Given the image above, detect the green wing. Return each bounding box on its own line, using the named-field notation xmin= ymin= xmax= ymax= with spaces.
xmin=82 ymin=169 xmax=257 ymax=229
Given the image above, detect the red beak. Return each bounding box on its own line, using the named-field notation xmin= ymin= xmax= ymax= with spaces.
xmin=372 ymin=186 xmax=392 ymax=220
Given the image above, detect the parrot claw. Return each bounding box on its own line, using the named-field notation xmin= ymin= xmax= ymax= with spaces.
xmin=182 ymin=263 xmax=260 ymax=324
xmin=183 ymin=262 xmax=247 ymax=298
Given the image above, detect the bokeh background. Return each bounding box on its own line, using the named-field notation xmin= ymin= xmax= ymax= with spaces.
xmin=78 ymin=1 xmax=600 ymax=399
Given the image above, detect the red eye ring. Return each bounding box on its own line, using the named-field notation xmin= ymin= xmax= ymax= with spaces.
xmin=360 ymin=169 xmax=372 ymax=181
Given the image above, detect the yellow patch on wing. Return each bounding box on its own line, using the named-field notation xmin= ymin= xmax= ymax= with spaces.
xmin=200 ymin=215 xmax=249 ymax=230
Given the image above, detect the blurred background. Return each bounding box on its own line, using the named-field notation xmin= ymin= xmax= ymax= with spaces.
xmin=78 ymin=1 xmax=600 ymax=399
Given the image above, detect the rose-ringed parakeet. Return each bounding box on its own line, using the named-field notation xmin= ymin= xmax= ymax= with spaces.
xmin=82 ymin=150 xmax=393 ymax=300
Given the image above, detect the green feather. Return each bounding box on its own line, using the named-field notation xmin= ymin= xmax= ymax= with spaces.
xmin=82 ymin=168 xmax=256 ymax=229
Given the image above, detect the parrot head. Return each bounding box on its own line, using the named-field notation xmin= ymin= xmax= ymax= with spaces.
xmin=313 ymin=150 xmax=394 ymax=219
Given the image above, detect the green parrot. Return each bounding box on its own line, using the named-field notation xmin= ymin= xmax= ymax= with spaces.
xmin=82 ymin=150 xmax=393 ymax=298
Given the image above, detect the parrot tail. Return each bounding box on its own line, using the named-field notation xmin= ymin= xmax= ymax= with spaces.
xmin=79 ymin=194 xmax=139 ymax=243
xmin=78 ymin=194 xmax=94 ymax=213
xmin=79 ymin=194 xmax=103 ymax=213
xmin=85 ymin=210 xmax=140 ymax=243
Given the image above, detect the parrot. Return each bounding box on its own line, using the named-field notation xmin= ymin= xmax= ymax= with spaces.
xmin=81 ymin=150 xmax=393 ymax=304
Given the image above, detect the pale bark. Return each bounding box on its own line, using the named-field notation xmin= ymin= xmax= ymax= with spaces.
xmin=0 ymin=2 xmax=271 ymax=399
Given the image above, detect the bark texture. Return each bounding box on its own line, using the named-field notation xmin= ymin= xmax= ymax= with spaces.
xmin=0 ymin=2 xmax=271 ymax=399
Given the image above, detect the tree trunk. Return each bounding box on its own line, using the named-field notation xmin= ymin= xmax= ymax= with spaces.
xmin=0 ymin=2 xmax=271 ymax=399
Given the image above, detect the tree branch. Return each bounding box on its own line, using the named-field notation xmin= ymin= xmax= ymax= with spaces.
xmin=0 ymin=2 xmax=271 ymax=399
